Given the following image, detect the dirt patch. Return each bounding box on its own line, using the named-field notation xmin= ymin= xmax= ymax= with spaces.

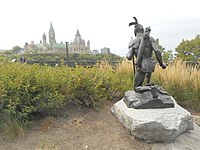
xmin=0 ymin=99 xmax=200 ymax=150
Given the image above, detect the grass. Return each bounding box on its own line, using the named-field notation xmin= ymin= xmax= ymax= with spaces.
xmin=0 ymin=113 xmax=26 ymax=140
xmin=113 ymin=59 xmax=200 ymax=110
xmin=152 ymin=59 xmax=200 ymax=110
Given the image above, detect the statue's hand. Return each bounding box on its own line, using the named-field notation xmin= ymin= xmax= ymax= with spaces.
xmin=126 ymin=54 xmax=132 ymax=60
xmin=135 ymin=63 xmax=141 ymax=71
xmin=135 ymin=65 xmax=141 ymax=71
xmin=161 ymin=63 xmax=167 ymax=69
xmin=136 ymin=67 xmax=140 ymax=71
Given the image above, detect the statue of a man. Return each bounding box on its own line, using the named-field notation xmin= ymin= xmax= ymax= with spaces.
xmin=124 ymin=18 xmax=175 ymax=108
xmin=127 ymin=18 xmax=166 ymax=93
xmin=134 ymin=27 xmax=166 ymax=90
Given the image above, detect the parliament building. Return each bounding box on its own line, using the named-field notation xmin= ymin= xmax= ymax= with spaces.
xmin=24 ymin=22 xmax=90 ymax=54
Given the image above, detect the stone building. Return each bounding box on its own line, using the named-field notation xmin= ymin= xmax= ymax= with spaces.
xmin=91 ymin=50 xmax=99 ymax=55
xmin=101 ymin=47 xmax=111 ymax=54
xmin=24 ymin=22 xmax=90 ymax=54
xmin=68 ymin=29 xmax=90 ymax=54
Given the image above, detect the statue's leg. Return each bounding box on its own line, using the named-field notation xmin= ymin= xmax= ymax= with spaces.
xmin=146 ymin=73 xmax=152 ymax=84
xmin=134 ymin=71 xmax=145 ymax=88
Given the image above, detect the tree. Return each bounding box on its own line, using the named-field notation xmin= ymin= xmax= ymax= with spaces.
xmin=156 ymin=39 xmax=165 ymax=52
xmin=13 ymin=45 xmax=21 ymax=54
xmin=155 ymin=39 xmax=174 ymax=62
xmin=23 ymin=52 xmax=123 ymax=62
xmin=175 ymin=35 xmax=200 ymax=62
xmin=162 ymin=50 xmax=174 ymax=62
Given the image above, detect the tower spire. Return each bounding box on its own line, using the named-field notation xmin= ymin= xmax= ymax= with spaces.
xmin=49 ymin=21 xmax=55 ymax=33
xmin=75 ymin=28 xmax=81 ymax=37
xmin=49 ymin=21 xmax=56 ymax=49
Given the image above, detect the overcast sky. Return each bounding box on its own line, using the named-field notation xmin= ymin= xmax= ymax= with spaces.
xmin=0 ymin=0 xmax=200 ymax=56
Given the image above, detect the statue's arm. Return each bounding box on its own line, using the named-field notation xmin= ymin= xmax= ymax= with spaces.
xmin=126 ymin=47 xmax=134 ymax=60
xmin=151 ymin=37 xmax=166 ymax=69
xmin=126 ymin=39 xmax=138 ymax=60
xmin=135 ymin=38 xmax=145 ymax=68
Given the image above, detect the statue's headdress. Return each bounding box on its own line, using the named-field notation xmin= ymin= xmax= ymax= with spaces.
xmin=129 ymin=17 xmax=144 ymax=37
xmin=145 ymin=27 xmax=151 ymax=33
xmin=128 ymin=17 xmax=138 ymax=26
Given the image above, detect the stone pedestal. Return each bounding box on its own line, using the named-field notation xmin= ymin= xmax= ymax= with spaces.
xmin=111 ymin=98 xmax=194 ymax=142
xmin=124 ymin=86 xmax=174 ymax=109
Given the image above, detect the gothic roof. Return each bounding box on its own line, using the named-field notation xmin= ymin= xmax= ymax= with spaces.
xmin=49 ymin=22 xmax=55 ymax=34
xmin=75 ymin=29 xmax=81 ymax=37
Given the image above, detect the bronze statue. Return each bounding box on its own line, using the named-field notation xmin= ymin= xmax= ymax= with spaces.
xmin=127 ymin=18 xmax=166 ymax=90
xmin=124 ymin=17 xmax=174 ymax=109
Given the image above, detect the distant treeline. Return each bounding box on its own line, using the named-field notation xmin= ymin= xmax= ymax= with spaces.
xmin=26 ymin=60 xmax=120 ymax=67
xmin=23 ymin=53 xmax=123 ymax=62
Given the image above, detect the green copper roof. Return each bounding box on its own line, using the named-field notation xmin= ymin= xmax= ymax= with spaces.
xmin=52 ymin=43 xmax=65 ymax=49
xmin=36 ymin=43 xmax=43 ymax=48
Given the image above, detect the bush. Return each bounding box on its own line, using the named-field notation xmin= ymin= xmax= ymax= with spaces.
xmin=0 ymin=61 xmax=133 ymax=139
xmin=1 ymin=59 xmax=199 ymax=139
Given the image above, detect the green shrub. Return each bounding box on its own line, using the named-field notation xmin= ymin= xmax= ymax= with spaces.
xmin=1 ymin=59 xmax=199 ymax=139
xmin=0 ymin=61 xmax=133 ymax=136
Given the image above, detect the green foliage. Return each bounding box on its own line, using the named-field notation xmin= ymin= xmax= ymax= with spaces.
xmin=1 ymin=59 xmax=200 ymax=139
xmin=0 ymin=46 xmax=22 ymax=61
xmin=0 ymin=61 xmax=133 ymax=139
xmin=152 ymin=60 xmax=200 ymax=110
xmin=13 ymin=46 xmax=22 ymax=54
xmin=162 ymin=50 xmax=174 ymax=62
xmin=24 ymin=53 xmax=63 ymax=60
xmin=0 ymin=113 xmax=26 ymax=140
xmin=0 ymin=50 xmax=19 ymax=61
xmin=175 ymin=35 xmax=200 ymax=62
xmin=154 ymin=39 xmax=174 ymax=62
xmin=156 ymin=39 xmax=165 ymax=52
xmin=0 ymin=63 xmax=66 ymax=123
xmin=0 ymin=54 xmax=7 ymax=62
xmin=23 ymin=53 xmax=123 ymax=62
xmin=65 ymin=67 xmax=111 ymax=107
